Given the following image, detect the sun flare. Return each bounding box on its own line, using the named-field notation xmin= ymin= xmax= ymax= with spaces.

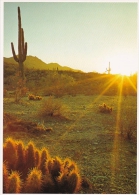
xmin=110 ymin=53 xmax=137 ymax=76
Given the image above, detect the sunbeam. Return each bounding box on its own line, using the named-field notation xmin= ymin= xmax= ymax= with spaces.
xmin=111 ymin=75 xmax=124 ymax=184
xmin=126 ymin=76 xmax=137 ymax=92
xmin=50 ymin=74 xmax=122 ymax=151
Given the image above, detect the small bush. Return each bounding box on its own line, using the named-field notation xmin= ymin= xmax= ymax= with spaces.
xmin=120 ymin=120 xmax=137 ymax=141
xmin=4 ymin=113 xmax=51 ymax=135
xmin=3 ymin=138 xmax=81 ymax=193
xmin=38 ymin=96 xmax=66 ymax=118
xmin=119 ymin=108 xmax=137 ymax=141
xmin=99 ymin=103 xmax=112 ymax=113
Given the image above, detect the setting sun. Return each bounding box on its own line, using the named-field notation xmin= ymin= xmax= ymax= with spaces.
xmin=110 ymin=53 xmax=137 ymax=76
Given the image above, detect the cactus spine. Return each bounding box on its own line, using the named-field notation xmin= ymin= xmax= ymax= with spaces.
xmin=11 ymin=7 xmax=27 ymax=79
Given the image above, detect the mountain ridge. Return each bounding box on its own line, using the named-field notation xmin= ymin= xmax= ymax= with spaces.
xmin=4 ymin=55 xmax=82 ymax=72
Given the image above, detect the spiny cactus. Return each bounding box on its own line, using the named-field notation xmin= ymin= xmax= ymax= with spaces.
xmin=11 ymin=7 xmax=27 ymax=79
xmin=39 ymin=148 xmax=49 ymax=174
xmin=42 ymin=174 xmax=55 ymax=193
xmin=16 ymin=141 xmax=25 ymax=174
xmin=8 ymin=171 xmax=22 ymax=193
xmin=3 ymin=137 xmax=17 ymax=171
xmin=58 ymin=170 xmax=81 ymax=193
xmin=57 ymin=158 xmax=81 ymax=193
xmin=25 ymin=141 xmax=36 ymax=171
xmin=48 ymin=157 xmax=62 ymax=178
xmin=3 ymin=162 xmax=9 ymax=193
xmin=24 ymin=168 xmax=43 ymax=193
xmin=35 ymin=149 xmax=41 ymax=168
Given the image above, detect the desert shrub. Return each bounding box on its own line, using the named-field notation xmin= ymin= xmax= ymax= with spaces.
xmin=99 ymin=103 xmax=112 ymax=113
xmin=4 ymin=113 xmax=51 ymax=135
xmin=119 ymin=117 xmax=137 ymax=141
xmin=3 ymin=138 xmax=81 ymax=193
xmin=38 ymin=96 xmax=66 ymax=118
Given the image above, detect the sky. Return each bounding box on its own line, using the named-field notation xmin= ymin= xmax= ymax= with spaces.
xmin=2 ymin=1 xmax=138 ymax=75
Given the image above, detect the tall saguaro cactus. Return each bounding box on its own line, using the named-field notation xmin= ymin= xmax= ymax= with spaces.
xmin=11 ymin=7 xmax=27 ymax=79
xmin=106 ymin=62 xmax=111 ymax=74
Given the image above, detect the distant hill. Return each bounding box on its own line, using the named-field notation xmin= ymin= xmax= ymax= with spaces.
xmin=4 ymin=56 xmax=81 ymax=72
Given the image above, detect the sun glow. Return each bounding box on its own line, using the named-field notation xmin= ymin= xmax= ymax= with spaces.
xmin=110 ymin=53 xmax=138 ymax=76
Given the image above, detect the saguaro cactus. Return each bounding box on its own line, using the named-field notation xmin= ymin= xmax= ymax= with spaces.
xmin=11 ymin=7 xmax=27 ymax=79
xmin=106 ymin=62 xmax=111 ymax=74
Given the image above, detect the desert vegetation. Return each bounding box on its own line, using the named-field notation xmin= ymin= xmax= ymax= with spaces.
xmin=3 ymin=53 xmax=137 ymax=193
xmin=3 ymin=91 xmax=137 ymax=193
xmin=3 ymin=6 xmax=137 ymax=193
xmin=3 ymin=138 xmax=81 ymax=193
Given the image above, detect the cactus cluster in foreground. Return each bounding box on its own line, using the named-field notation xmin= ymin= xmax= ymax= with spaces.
xmin=3 ymin=138 xmax=81 ymax=193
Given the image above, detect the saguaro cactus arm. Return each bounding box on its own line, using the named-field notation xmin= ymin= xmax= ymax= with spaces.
xmin=11 ymin=43 xmax=19 ymax=62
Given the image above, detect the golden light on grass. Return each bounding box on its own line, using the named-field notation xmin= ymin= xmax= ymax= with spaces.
xmin=45 ymin=73 xmax=137 ymax=180
xmin=110 ymin=75 xmax=123 ymax=185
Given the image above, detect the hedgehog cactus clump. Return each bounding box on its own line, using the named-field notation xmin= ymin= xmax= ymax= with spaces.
xmin=3 ymin=138 xmax=81 ymax=193
xmin=11 ymin=7 xmax=27 ymax=79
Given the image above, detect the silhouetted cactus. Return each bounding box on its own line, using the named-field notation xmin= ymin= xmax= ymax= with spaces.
xmin=106 ymin=62 xmax=111 ymax=74
xmin=11 ymin=7 xmax=27 ymax=79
